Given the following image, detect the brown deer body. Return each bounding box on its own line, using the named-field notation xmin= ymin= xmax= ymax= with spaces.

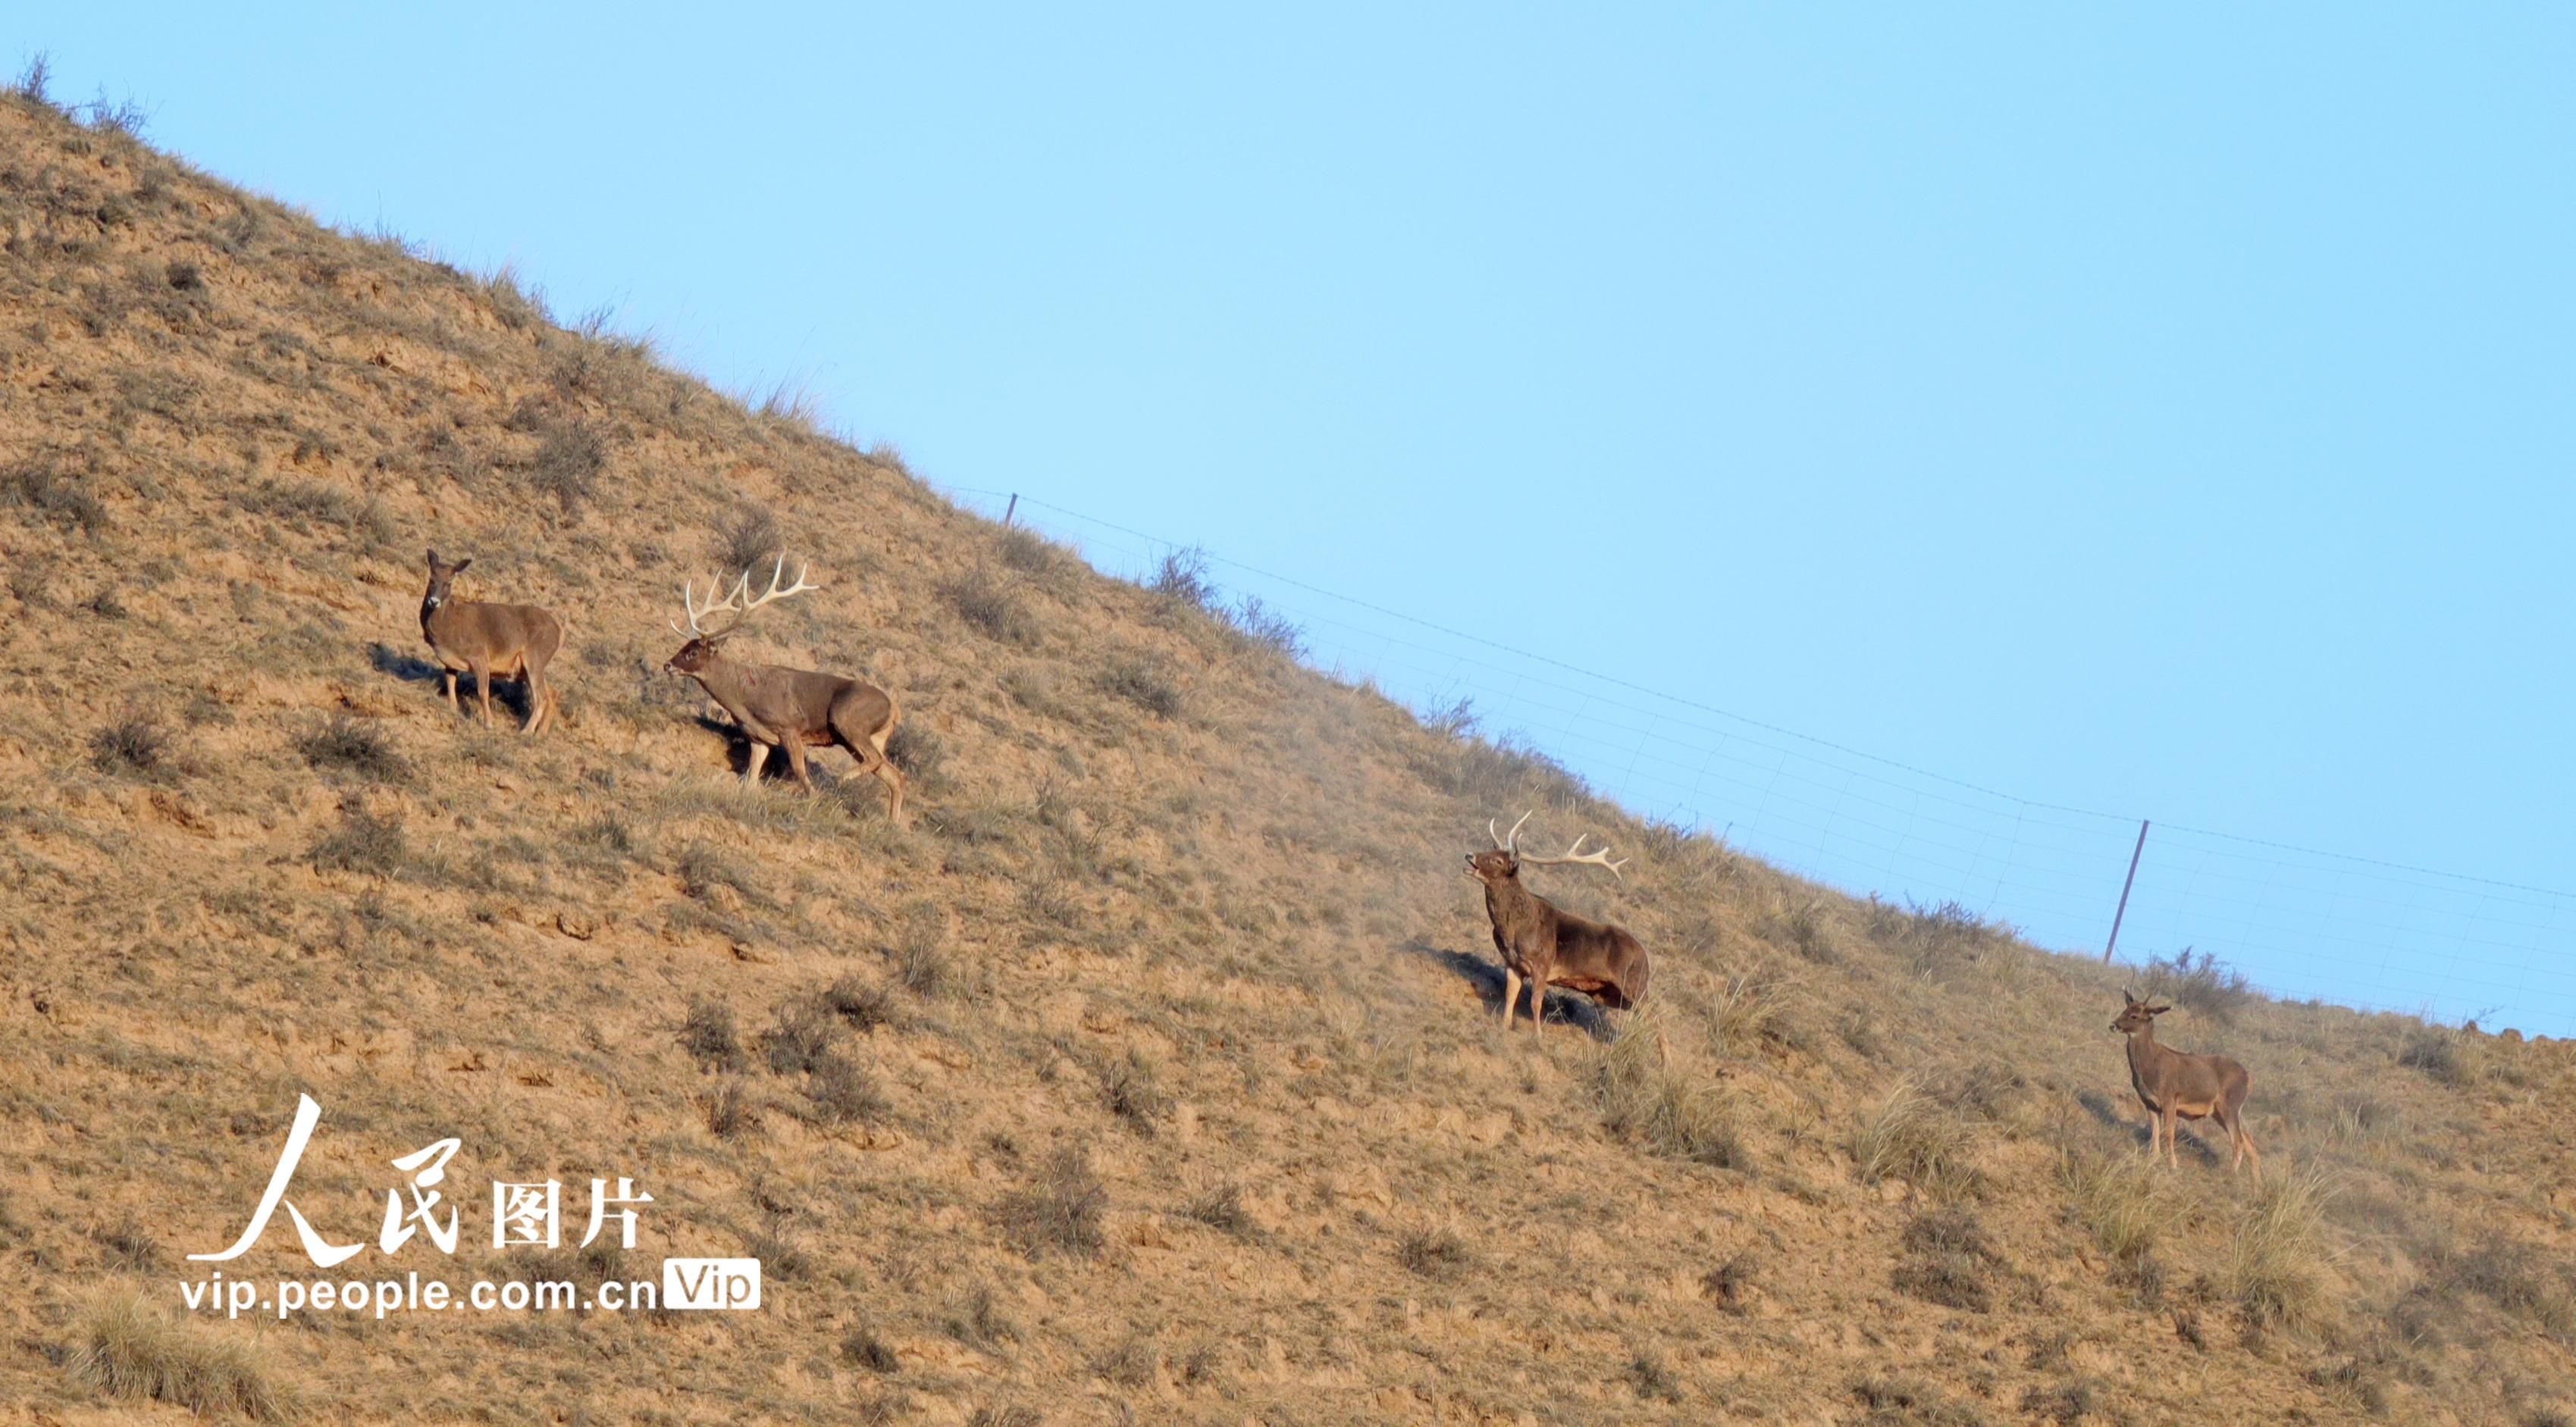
xmin=2112 ymin=991 xmax=2258 ymax=1177
xmin=665 ymin=558 xmax=904 ymax=823
xmin=1465 ymin=812 xmax=1650 ymax=1041
xmin=420 ymin=551 xmax=563 ymax=733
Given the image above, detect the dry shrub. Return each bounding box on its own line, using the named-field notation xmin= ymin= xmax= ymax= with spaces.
xmin=1097 ymin=657 xmax=1183 ymax=719
xmin=1396 ymin=1225 xmax=1471 ymax=1280
xmin=1182 ymin=1181 xmax=1253 ymax=1238
xmin=1703 ymin=1251 xmax=1757 ymax=1313
xmin=1851 ymin=1375 xmax=1990 ymax=1426
xmin=715 ymin=502 xmax=782 ymax=574
xmin=2217 ymin=1168 xmax=2340 ymax=1335
xmin=680 ymin=998 xmax=744 ymax=1072
xmin=1892 ymin=1206 xmax=1999 ymax=1313
xmin=89 ymin=716 xmax=168 ymax=777
xmin=1595 ymin=1003 xmax=1744 ymax=1168
xmin=841 ymin=1326 xmax=900 ymax=1375
xmin=2398 ymin=1028 xmax=2475 ymax=1086
xmin=1852 ymin=1077 xmax=1982 ymax=1200
xmin=994 ymin=1149 xmax=1105 ymax=1258
xmin=703 ymin=1080 xmax=760 ymax=1140
xmin=940 ymin=567 xmax=1039 ymax=646
xmin=309 ymin=806 xmax=406 ymax=876
xmin=2139 ymin=947 xmax=2255 ymax=1023
xmin=996 ymin=525 xmax=1066 ymax=576
xmin=759 ymin=997 xmax=839 ymax=1075
xmin=825 ymin=974 xmax=900 ymax=1032
xmin=299 ymin=715 xmax=404 ymax=782
xmin=68 ymin=1288 xmax=296 ymax=1419
xmin=1094 ymin=1046 xmax=1170 ymax=1134
xmin=804 ymin=1055 xmax=890 ymax=1125
xmin=528 ymin=418 xmax=605 ymax=515
xmin=2432 ymin=1233 xmax=2576 ymax=1342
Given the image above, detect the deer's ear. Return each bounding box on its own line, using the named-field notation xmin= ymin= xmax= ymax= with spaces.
xmin=2122 ymin=989 xmax=2139 ymax=1005
xmin=2147 ymin=1003 xmax=2171 ymax=1015
xmin=425 ymin=548 xmax=440 ymax=565
xmin=451 ymin=557 xmax=472 ymax=575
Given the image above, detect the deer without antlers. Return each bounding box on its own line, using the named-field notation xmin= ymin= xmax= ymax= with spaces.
xmin=665 ymin=555 xmax=905 ymax=822
xmin=1465 ymin=811 xmax=1650 ymax=1041
xmin=2111 ymin=990 xmax=2259 ymax=1178
xmin=419 ymin=549 xmax=563 ymax=733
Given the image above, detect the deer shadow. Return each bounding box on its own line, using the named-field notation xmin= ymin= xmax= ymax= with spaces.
xmin=370 ymin=641 xmax=541 ymax=722
xmin=2076 ymin=1088 xmax=2222 ymax=1166
xmin=1398 ymin=939 xmax=1616 ymax=1044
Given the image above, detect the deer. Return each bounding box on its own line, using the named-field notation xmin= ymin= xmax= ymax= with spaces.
xmin=2111 ymin=990 xmax=2259 ymax=1178
xmin=1465 ymin=811 xmax=1651 ymax=1042
xmin=419 ymin=549 xmax=563 ymax=733
xmin=664 ymin=555 xmax=905 ymax=823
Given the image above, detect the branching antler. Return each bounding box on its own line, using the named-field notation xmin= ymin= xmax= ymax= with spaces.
xmin=1490 ymin=810 xmax=1534 ymax=853
xmin=1517 ymin=831 xmax=1629 ymax=880
xmin=669 ymin=555 xmax=821 ymax=639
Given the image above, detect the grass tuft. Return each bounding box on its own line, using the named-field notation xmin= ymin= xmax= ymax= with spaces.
xmin=993 ymin=1149 xmax=1106 ymax=1259
xmin=2217 ymin=1168 xmax=2340 ymax=1334
xmin=68 ymin=1289 xmax=295 ymax=1419
xmin=1852 ymin=1077 xmax=1982 ymax=1200
xmin=309 ymin=806 xmax=406 ymax=875
xmin=89 ymin=717 xmax=168 ymax=777
xmin=298 ymin=716 xmax=404 ymax=781
xmin=1595 ymin=1004 xmax=1744 ymax=1168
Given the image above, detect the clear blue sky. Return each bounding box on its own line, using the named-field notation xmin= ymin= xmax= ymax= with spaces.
xmin=26 ymin=6 xmax=2576 ymax=1028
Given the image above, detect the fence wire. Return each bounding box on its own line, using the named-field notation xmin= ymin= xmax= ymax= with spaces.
xmin=948 ymin=487 xmax=2576 ymax=1039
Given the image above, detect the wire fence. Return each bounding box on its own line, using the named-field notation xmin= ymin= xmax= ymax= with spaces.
xmin=946 ymin=486 xmax=2576 ymax=1040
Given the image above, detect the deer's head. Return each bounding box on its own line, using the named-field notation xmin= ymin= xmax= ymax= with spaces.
xmin=421 ymin=549 xmax=472 ymax=612
xmin=666 ymin=555 xmax=820 ymax=678
xmin=1468 ymin=812 xmax=1628 ymax=886
xmin=2112 ymin=990 xmax=2170 ymax=1035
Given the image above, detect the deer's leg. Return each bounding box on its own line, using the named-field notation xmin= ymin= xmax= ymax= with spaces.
xmin=1500 ymin=969 xmax=1521 ymax=1032
xmin=2163 ymin=1106 xmax=2182 ymax=1169
xmin=1530 ymin=981 xmax=1545 ymax=1044
xmin=441 ymin=670 xmax=459 ymax=715
xmin=472 ymin=665 xmax=494 ymax=726
xmin=521 ymin=656 xmax=550 ymax=734
xmin=743 ymin=742 xmax=771 ymax=784
xmin=781 ymin=735 xmax=813 ymax=788
xmin=841 ymin=732 xmax=907 ymax=824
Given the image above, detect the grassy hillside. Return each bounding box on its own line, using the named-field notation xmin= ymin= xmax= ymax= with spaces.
xmin=2 ymin=84 xmax=2572 ymax=1426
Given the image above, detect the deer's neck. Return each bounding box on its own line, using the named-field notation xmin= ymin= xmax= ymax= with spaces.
xmin=2126 ymin=1026 xmax=2167 ymax=1081
xmin=686 ymin=654 xmax=759 ymax=716
xmin=421 ymin=596 xmax=465 ymax=644
xmin=1484 ymin=878 xmax=1549 ymax=941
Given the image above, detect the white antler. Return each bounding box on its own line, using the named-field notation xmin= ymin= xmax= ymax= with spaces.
xmin=1518 ymin=832 xmax=1629 ymax=880
xmin=1490 ymin=809 xmax=1534 ymax=853
xmin=669 ymin=556 xmax=819 ymax=638
xmin=735 ymin=554 xmax=819 ymax=618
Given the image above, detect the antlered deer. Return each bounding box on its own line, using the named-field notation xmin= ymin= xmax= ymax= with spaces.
xmin=1465 ymin=812 xmax=1650 ymax=1041
xmin=2112 ymin=990 xmax=2259 ymax=1178
xmin=419 ymin=549 xmax=563 ymax=733
xmin=665 ymin=556 xmax=905 ymax=823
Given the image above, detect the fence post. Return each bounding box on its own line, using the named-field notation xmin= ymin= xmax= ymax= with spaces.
xmin=2102 ymin=819 xmax=2150 ymax=963
xmin=1001 ymin=493 xmax=1019 ymax=529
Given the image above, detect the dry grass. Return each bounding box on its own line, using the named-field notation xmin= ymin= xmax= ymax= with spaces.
xmin=2217 ymin=1169 xmax=2342 ymax=1335
xmin=68 ymin=1290 xmax=296 ymax=1420
xmin=993 ymin=1150 xmax=1106 ymax=1259
xmin=1594 ymin=1003 xmax=1744 ymax=1168
xmin=2058 ymin=1149 xmax=2186 ymax=1272
xmin=1852 ymin=1077 xmax=1983 ymax=1200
